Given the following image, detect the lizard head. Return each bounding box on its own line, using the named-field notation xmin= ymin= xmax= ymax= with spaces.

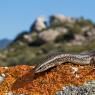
xmin=35 ymin=63 xmax=48 ymax=73
xmin=34 ymin=58 xmax=57 ymax=74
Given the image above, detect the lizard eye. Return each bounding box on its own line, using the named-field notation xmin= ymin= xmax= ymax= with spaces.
xmin=37 ymin=66 xmax=42 ymax=70
xmin=39 ymin=65 xmax=46 ymax=71
xmin=39 ymin=66 xmax=42 ymax=69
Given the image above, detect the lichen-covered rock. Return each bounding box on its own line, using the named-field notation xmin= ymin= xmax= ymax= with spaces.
xmin=0 ymin=64 xmax=95 ymax=95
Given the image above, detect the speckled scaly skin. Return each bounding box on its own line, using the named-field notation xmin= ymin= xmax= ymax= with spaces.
xmin=33 ymin=51 xmax=95 ymax=74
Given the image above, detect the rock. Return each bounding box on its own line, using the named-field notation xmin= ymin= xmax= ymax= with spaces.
xmin=5 ymin=92 xmax=26 ymax=95
xmin=23 ymin=34 xmax=33 ymax=42
xmin=74 ymin=34 xmax=86 ymax=41
xmin=0 ymin=73 xmax=6 ymax=84
xmin=82 ymin=26 xmax=90 ymax=32
xmin=0 ymin=53 xmax=7 ymax=60
xmin=67 ymin=34 xmax=86 ymax=46
xmin=28 ymin=27 xmax=68 ymax=45
xmin=50 ymin=14 xmax=75 ymax=25
xmin=71 ymin=66 xmax=78 ymax=74
xmin=84 ymin=29 xmax=95 ymax=38
xmin=31 ymin=16 xmax=47 ymax=32
xmin=0 ymin=64 xmax=95 ymax=95
xmin=56 ymin=80 xmax=95 ymax=95
xmin=50 ymin=14 xmax=66 ymax=23
xmin=6 ymin=91 xmax=14 ymax=95
xmin=55 ymin=27 xmax=68 ymax=34
xmin=38 ymin=29 xmax=60 ymax=42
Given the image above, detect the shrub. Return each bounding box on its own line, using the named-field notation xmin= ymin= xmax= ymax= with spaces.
xmin=55 ymin=31 xmax=75 ymax=43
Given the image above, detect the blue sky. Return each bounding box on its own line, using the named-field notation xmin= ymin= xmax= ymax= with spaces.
xmin=0 ymin=0 xmax=95 ymax=39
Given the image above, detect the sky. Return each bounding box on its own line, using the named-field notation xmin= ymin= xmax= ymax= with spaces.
xmin=0 ymin=0 xmax=95 ymax=40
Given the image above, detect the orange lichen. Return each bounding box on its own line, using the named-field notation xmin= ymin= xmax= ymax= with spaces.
xmin=0 ymin=64 xmax=95 ymax=95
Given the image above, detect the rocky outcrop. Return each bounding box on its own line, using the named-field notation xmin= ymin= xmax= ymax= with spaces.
xmin=9 ymin=14 xmax=95 ymax=48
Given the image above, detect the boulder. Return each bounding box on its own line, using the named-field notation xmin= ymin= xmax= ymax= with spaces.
xmin=50 ymin=14 xmax=75 ymax=25
xmin=38 ymin=29 xmax=60 ymax=42
xmin=31 ymin=16 xmax=47 ymax=32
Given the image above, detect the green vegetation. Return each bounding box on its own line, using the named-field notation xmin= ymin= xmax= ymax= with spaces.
xmin=55 ymin=31 xmax=75 ymax=43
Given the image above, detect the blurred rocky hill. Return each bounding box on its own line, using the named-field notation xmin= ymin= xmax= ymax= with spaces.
xmin=0 ymin=14 xmax=95 ymax=66
xmin=11 ymin=14 xmax=95 ymax=47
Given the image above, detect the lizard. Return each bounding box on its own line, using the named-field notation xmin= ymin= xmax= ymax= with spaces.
xmin=32 ymin=50 xmax=95 ymax=74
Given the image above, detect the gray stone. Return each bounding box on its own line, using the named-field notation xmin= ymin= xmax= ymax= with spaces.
xmin=56 ymin=80 xmax=95 ymax=95
xmin=39 ymin=29 xmax=60 ymax=42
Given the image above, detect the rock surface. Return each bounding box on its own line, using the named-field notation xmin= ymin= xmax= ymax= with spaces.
xmin=56 ymin=80 xmax=95 ymax=95
xmin=0 ymin=64 xmax=95 ymax=95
